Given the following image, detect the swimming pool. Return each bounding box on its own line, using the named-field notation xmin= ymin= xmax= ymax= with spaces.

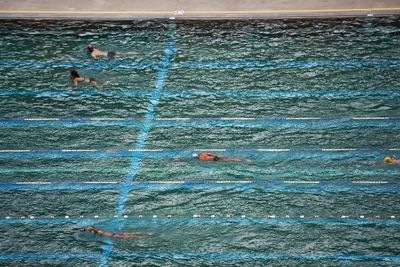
xmin=0 ymin=17 xmax=399 ymax=266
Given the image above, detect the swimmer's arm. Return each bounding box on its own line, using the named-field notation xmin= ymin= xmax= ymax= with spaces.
xmin=73 ymin=78 xmax=79 ymax=86
xmin=96 ymin=229 xmax=113 ymax=237
xmin=221 ymin=157 xmax=249 ymax=162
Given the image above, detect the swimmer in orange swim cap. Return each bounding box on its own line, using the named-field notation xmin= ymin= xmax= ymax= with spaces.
xmin=192 ymin=152 xmax=247 ymax=162
xmin=384 ymin=156 xmax=400 ymax=164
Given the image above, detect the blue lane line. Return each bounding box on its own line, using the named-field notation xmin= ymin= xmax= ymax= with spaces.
xmin=0 ymin=181 xmax=399 ymax=192
xmin=0 ymin=89 xmax=153 ymax=98
xmin=0 ymin=59 xmax=399 ymax=70
xmin=1 ymin=181 xmax=399 ymax=186
xmin=0 ymin=252 xmax=398 ymax=262
xmin=0 ymin=183 xmax=122 ymax=190
xmin=0 ymin=119 xmax=399 ymax=129
xmin=0 ymin=167 xmax=126 ymax=174
xmin=162 ymin=89 xmax=400 ymax=99
xmin=112 ymin=252 xmax=400 ymax=262
xmin=0 ymin=60 xmax=155 ymax=70
xmin=0 ymin=218 xmax=399 ymax=226
xmin=0 ymin=252 xmax=399 ymax=262
xmin=0 ymin=253 xmax=100 ymax=261
xmin=99 ymin=243 xmax=113 ymax=267
xmin=171 ymin=59 xmax=400 ymax=69
xmin=1 ymin=88 xmax=400 ymax=99
xmin=113 ymin=252 xmax=400 ymax=263
xmin=0 ymin=149 xmax=396 ymax=159
xmin=0 ymin=218 xmax=108 ymax=225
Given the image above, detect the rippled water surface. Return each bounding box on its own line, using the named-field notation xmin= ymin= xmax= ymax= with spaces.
xmin=0 ymin=17 xmax=399 ymax=266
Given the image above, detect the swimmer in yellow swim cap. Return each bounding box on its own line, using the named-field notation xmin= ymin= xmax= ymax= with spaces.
xmin=384 ymin=156 xmax=400 ymax=164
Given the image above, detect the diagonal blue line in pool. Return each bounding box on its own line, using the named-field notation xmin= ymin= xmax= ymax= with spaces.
xmin=99 ymin=243 xmax=113 ymax=267
xmin=99 ymin=20 xmax=176 ymax=267
xmin=116 ymin=21 xmax=176 ymax=217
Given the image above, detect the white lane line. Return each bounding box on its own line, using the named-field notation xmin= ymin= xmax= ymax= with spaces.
xmin=215 ymin=180 xmax=252 ymax=184
xmin=220 ymin=117 xmax=256 ymax=120
xmin=0 ymin=150 xmax=31 ymax=152
xmin=352 ymin=181 xmax=389 ymax=184
xmin=128 ymin=149 xmax=164 ymax=152
xmin=145 ymin=181 xmax=185 ymax=184
xmin=284 ymin=181 xmax=320 ymax=184
xmin=352 ymin=117 xmax=389 ymax=120
xmin=290 ymin=117 xmax=321 ymax=120
xmin=155 ymin=118 xmax=191 ymax=121
xmin=3 ymin=116 xmax=399 ymax=121
xmin=61 ymin=149 xmax=98 ymax=152
xmin=257 ymin=149 xmax=290 ymax=152
xmin=24 ymin=118 xmax=60 ymax=121
xmin=321 ymin=148 xmax=357 ymax=151
xmin=83 ymin=181 xmax=118 ymax=184
xmin=15 ymin=182 xmax=52 ymax=185
xmin=192 ymin=149 xmax=227 ymax=152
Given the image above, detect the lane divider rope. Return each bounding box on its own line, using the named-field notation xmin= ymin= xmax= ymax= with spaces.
xmin=2 ymin=180 xmax=398 ymax=186
xmin=2 ymin=214 xmax=397 ymax=221
xmin=0 ymin=116 xmax=398 ymax=122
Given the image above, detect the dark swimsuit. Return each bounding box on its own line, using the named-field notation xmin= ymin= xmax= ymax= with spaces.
xmin=82 ymin=77 xmax=96 ymax=82
xmin=107 ymin=51 xmax=116 ymax=59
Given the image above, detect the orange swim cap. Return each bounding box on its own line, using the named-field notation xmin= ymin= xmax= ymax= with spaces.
xmin=384 ymin=156 xmax=393 ymax=163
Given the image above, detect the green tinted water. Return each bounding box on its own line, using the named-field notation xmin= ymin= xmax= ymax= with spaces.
xmin=0 ymin=17 xmax=399 ymax=266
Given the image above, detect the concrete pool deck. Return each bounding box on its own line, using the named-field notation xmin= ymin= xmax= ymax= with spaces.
xmin=0 ymin=0 xmax=399 ymax=19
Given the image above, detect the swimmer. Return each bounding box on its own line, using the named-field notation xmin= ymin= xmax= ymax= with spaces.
xmin=70 ymin=70 xmax=98 ymax=87
xmin=80 ymin=226 xmax=145 ymax=239
xmin=384 ymin=156 xmax=400 ymax=164
xmin=192 ymin=152 xmax=247 ymax=162
xmin=86 ymin=44 xmax=117 ymax=59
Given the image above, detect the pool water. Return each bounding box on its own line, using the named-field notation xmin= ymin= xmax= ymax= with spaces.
xmin=0 ymin=17 xmax=399 ymax=266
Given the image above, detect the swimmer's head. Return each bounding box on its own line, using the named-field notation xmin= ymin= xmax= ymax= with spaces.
xmin=384 ymin=156 xmax=393 ymax=163
xmin=86 ymin=44 xmax=94 ymax=53
xmin=192 ymin=153 xmax=199 ymax=159
xmin=70 ymin=70 xmax=80 ymax=78
xmin=81 ymin=226 xmax=95 ymax=232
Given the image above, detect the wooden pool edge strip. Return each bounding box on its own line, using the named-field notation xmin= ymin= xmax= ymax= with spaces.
xmin=0 ymin=7 xmax=399 ymax=19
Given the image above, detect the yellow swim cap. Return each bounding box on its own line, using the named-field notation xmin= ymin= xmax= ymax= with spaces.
xmin=384 ymin=156 xmax=393 ymax=163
